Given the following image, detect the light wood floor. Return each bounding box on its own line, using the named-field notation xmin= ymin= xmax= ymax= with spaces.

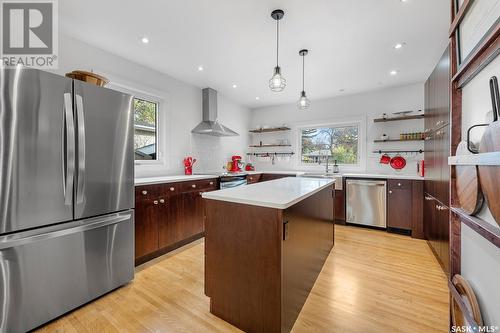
xmin=36 ymin=225 xmax=449 ymax=333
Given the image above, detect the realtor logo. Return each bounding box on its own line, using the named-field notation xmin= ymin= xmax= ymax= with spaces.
xmin=0 ymin=0 xmax=58 ymax=68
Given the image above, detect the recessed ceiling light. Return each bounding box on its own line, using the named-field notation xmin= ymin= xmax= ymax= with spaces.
xmin=390 ymin=70 xmax=398 ymax=76
xmin=255 ymin=97 xmax=260 ymax=100
xmin=400 ymin=0 xmax=408 ymax=2
xmin=339 ymin=89 xmax=345 ymax=92
xmin=198 ymin=66 xmax=204 ymax=71
xmin=232 ymin=84 xmax=237 ymax=88
xmin=394 ymin=42 xmax=406 ymax=49
xmin=141 ymin=37 xmax=149 ymax=44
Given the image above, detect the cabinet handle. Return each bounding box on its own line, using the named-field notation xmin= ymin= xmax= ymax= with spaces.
xmin=397 ymin=183 xmax=401 ymax=187
xmin=192 ymin=184 xmax=197 ymax=188
xmin=249 ymin=177 xmax=253 ymax=181
xmin=159 ymin=199 xmax=165 ymax=204
xmin=142 ymin=190 xmax=148 ymax=195
xmin=389 ymin=190 xmax=393 ymax=194
xmin=153 ymin=200 xmax=159 ymax=205
xmin=209 ymin=181 xmax=214 ymax=185
xmin=170 ymin=187 xmax=175 ymax=191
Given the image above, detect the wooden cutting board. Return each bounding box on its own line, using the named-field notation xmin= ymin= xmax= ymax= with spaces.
xmin=478 ymin=76 xmax=500 ymax=225
xmin=456 ymin=141 xmax=484 ymax=215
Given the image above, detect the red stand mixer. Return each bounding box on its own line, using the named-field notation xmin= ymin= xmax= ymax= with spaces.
xmin=230 ymin=155 xmax=243 ymax=172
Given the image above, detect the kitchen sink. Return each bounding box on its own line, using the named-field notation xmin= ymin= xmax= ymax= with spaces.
xmin=299 ymin=173 xmax=343 ymax=190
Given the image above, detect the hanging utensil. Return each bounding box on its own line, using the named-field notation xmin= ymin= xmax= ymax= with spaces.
xmin=478 ymin=76 xmax=500 ymax=224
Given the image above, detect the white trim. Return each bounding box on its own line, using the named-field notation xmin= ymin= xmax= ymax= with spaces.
xmin=105 ymin=79 xmax=168 ymax=168
xmin=295 ymin=116 xmax=366 ymax=172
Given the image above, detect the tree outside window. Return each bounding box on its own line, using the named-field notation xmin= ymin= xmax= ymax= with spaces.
xmin=301 ymin=125 xmax=359 ymax=165
xmin=134 ymin=98 xmax=158 ymax=160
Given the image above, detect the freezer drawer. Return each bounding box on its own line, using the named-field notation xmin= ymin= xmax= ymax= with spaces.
xmin=346 ymin=179 xmax=387 ymax=228
xmin=0 ymin=210 xmax=134 ymax=333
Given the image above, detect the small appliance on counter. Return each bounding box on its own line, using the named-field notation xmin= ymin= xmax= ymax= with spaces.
xmin=183 ymin=156 xmax=197 ymax=175
xmin=230 ymin=155 xmax=244 ymax=172
xmin=245 ymin=163 xmax=255 ymax=171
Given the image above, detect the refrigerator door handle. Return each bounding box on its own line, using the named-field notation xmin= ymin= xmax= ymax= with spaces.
xmin=63 ymin=93 xmax=75 ymax=206
xmin=0 ymin=212 xmax=132 ymax=250
xmin=75 ymin=94 xmax=86 ymax=204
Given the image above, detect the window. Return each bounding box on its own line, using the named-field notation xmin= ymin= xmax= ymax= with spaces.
xmin=134 ymin=97 xmax=158 ymax=160
xmin=300 ymin=124 xmax=359 ymax=165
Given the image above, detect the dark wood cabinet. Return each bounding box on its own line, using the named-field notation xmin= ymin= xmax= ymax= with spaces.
xmin=135 ymin=199 xmax=160 ymax=258
xmin=135 ymin=178 xmax=218 ymax=265
xmin=260 ymin=173 xmax=296 ymax=182
xmin=387 ymin=181 xmax=412 ymax=230
xmin=423 ymin=46 xmax=450 ymax=275
xmin=247 ymin=174 xmax=262 ymax=184
xmin=334 ymin=189 xmax=345 ymax=223
xmin=423 ymin=194 xmax=449 ymax=275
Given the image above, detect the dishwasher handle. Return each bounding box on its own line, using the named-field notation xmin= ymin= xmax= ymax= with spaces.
xmin=346 ymin=179 xmax=386 ymax=186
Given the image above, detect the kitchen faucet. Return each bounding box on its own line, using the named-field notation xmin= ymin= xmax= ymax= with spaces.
xmin=325 ymin=158 xmax=330 ymax=174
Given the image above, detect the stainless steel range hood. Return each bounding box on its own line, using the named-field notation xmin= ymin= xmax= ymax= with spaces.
xmin=191 ymin=88 xmax=239 ymax=137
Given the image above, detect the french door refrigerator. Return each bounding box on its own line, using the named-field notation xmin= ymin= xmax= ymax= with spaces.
xmin=0 ymin=67 xmax=135 ymax=333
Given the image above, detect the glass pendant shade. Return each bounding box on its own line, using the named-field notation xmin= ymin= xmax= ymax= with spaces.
xmin=297 ymin=91 xmax=310 ymax=109
xmin=269 ymin=66 xmax=286 ymax=92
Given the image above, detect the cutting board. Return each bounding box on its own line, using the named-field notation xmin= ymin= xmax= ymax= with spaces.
xmin=478 ymin=76 xmax=500 ymax=225
xmin=456 ymin=142 xmax=483 ymax=215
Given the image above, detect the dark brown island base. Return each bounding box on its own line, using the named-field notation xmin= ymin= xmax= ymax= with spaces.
xmin=202 ymin=177 xmax=335 ymax=333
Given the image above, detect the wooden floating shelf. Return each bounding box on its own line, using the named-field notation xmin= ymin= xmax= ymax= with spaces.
xmin=448 ymin=151 xmax=500 ymax=166
xmin=249 ymin=127 xmax=291 ymax=133
xmin=249 ymin=144 xmax=292 ymax=148
xmin=246 ymin=152 xmax=294 ymax=156
xmin=373 ymin=114 xmax=425 ymax=123
xmin=373 ymin=139 xmax=424 ymax=143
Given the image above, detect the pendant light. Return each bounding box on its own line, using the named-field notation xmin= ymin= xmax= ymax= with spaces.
xmin=269 ymin=9 xmax=286 ymax=92
xmin=297 ymin=49 xmax=310 ymax=110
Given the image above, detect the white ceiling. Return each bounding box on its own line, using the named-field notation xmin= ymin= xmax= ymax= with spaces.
xmin=60 ymin=0 xmax=450 ymax=109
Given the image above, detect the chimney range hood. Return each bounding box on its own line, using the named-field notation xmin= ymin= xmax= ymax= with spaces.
xmin=191 ymin=88 xmax=239 ymax=137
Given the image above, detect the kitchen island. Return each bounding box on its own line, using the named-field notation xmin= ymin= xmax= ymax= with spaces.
xmin=202 ymin=177 xmax=335 ymax=333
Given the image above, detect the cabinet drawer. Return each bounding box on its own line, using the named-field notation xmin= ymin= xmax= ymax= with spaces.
xmin=388 ymin=179 xmax=411 ymax=190
xmin=181 ymin=178 xmax=218 ymax=192
xmin=135 ymin=185 xmax=162 ymax=202
xmin=247 ymin=174 xmax=262 ymax=184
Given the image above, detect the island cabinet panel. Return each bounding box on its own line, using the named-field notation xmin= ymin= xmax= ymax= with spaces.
xmin=204 ymin=185 xmax=334 ymax=333
xmin=334 ymin=189 xmax=345 ymax=224
xmin=135 ymin=178 xmax=218 ymax=265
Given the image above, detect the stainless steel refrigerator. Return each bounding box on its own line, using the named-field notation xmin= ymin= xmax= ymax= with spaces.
xmin=0 ymin=67 xmax=135 ymax=332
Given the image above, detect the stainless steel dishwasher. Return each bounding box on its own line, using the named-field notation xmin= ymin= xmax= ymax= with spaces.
xmin=346 ymin=179 xmax=387 ymax=228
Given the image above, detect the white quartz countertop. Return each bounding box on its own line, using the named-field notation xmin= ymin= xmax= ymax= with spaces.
xmin=135 ymin=174 xmax=218 ymax=186
xmin=202 ymin=177 xmax=334 ymax=209
xmin=341 ymin=173 xmax=423 ymax=180
xmin=246 ymin=170 xmax=306 ymax=176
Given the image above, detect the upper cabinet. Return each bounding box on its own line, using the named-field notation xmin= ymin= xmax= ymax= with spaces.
xmin=457 ymin=0 xmax=500 ymax=63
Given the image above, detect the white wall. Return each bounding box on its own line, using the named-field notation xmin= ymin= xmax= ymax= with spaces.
xmin=249 ymin=83 xmax=424 ymax=175
xmin=54 ymin=34 xmax=251 ymax=177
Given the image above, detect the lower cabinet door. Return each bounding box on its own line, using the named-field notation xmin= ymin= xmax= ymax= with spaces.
xmin=159 ymin=194 xmax=182 ymax=248
xmin=180 ymin=191 xmax=205 ymax=239
xmin=387 ymin=188 xmax=412 ymax=230
xmin=135 ymin=200 xmax=159 ymax=259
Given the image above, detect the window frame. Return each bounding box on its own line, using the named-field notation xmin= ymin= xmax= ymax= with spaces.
xmin=106 ymin=81 xmax=165 ymax=166
xmin=132 ymin=96 xmax=160 ymax=163
xmin=297 ymin=118 xmax=365 ymax=171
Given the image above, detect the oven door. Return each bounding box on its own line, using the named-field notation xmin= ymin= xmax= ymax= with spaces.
xmin=220 ymin=176 xmax=247 ymax=189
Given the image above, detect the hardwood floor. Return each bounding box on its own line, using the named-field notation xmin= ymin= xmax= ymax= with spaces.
xmin=36 ymin=225 xmax=449 ymax=333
